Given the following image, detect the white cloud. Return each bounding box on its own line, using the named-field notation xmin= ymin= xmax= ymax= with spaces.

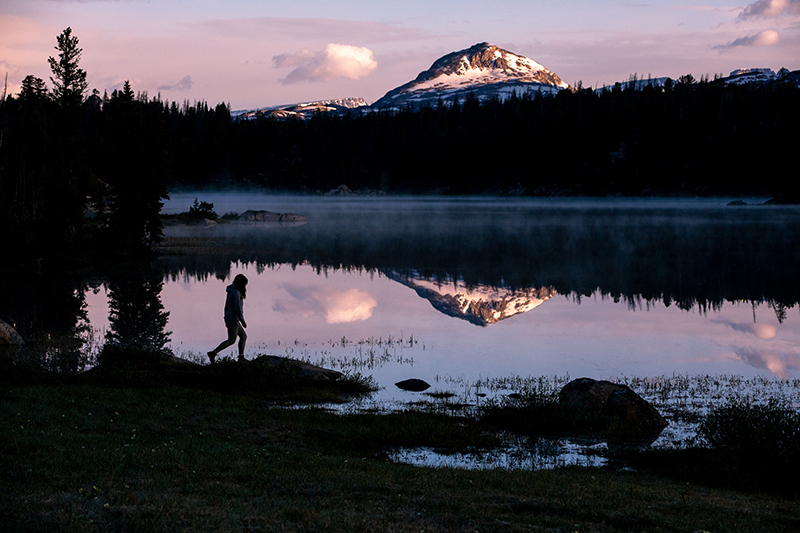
xmin=157 ymin=75 xmax=193 ymax=92
xmin=739 ymin=0 xmax=800 ymax=20
xmin=273 ymin=43 xmax=378 ymax=85
xmin=715 ymin=29 xmax=780 ymax=48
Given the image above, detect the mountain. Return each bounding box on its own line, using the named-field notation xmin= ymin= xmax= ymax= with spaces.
xmin=600 ymin=68 xmax=800 ymax=92
xmin=232 ymin=97 xmax=368 ymax=120
xmin=232 ymin=48 xmax=799 ymax=121
xmin=723 ymin=68 xmax=781 ymax=86
xmin=372 ymin=42 xmax=570 ymax=110
xmin=386 ymin=270 xmax=557 ymax=326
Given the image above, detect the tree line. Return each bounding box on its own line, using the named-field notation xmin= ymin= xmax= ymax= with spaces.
xmin=2 ymin=28 xmax=799 ymax=265
xmin=273 ymin=74 xmax=799 ymax=198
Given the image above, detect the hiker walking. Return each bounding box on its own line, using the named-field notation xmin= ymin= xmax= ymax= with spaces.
xmin=208 ymin=274 xmax=248 ymax=363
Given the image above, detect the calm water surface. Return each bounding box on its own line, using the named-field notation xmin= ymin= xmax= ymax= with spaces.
xmin=80 ymin=193 xmax=800 ymax=406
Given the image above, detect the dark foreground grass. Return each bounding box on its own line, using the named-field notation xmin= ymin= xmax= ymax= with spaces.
xmin=2 ymin=384 xmax=799 ymax=532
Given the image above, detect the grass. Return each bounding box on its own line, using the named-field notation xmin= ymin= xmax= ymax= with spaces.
xmin=2 ymin=383 xmax=800 ymax=532
xmin=1 ymin=344 xmax=377 ymax=404
xmin=2 ymin=345 xmax=800 ymax=531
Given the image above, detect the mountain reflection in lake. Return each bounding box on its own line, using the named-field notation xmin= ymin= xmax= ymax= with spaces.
xmin=84 ymin=194 xmax=800 ymax=397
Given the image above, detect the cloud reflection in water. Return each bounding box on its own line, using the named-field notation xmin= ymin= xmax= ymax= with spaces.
xmin=732 ymin=348 xmax=800 ymax=380
xmin=713 ymin=318 xmax=777 ymax=340
xmin=275 ymin=285 xmax=377 ymax=324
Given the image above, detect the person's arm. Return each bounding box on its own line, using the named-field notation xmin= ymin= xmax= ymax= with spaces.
xmin=236 ymin=292 xmax=247 ymax=328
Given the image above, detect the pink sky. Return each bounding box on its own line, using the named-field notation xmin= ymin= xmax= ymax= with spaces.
xmin=2 ymin=0 xmax=799 ymax=109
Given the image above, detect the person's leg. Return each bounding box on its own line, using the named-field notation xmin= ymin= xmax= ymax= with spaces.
xmin=208 ymin=320 xmax=238 ymax=362
xmin=237 ymin=322 xmax=247 ymax=360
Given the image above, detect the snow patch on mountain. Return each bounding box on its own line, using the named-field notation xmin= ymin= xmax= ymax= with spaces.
xmin=232 ymin=97 xmax=368 ymax=120
xmin=724 ymin=68 xmax=777 ymax=85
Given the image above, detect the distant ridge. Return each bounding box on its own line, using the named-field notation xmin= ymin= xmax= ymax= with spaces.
xmin=232 ymin=97 xmax=368 ymax=120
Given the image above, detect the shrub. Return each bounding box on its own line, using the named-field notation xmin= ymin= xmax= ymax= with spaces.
xmin=188 ymin=198 xmax=218 ymax=220
xmin=696 ymin=398 xmax=800 ymax=493
xmin=97 ymin=343 xmax=169 ymax=368
xmin=699 ymin=398 xmax=800 ymax=458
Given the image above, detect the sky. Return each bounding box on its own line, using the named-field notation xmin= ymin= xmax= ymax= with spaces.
xmin=1 ymin=0 xmax=799 ymax=110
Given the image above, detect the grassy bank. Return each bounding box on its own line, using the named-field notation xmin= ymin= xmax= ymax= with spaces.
xmin=2 ymin=383 xmax=799 ymax=532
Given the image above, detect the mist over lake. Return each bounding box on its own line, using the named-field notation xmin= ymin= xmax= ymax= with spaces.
xmin=66 ymin=192 xmax=798 ymax=405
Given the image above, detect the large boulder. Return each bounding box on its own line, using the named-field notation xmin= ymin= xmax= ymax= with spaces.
xmin=0 ymin=320 xmax=24 ymax=347
xmin=559 ymin=377 xmax=668 ymax=438
xmin=252 ymin=355 xmax=342 ymax=381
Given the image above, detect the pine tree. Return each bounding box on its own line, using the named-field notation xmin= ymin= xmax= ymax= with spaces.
xmin=48 ymin=27 xmax=88 ymax=108
xmin=43 ymin=27 xmax=91 ymax=257
xmin=19 ymin=75 xmax=48 ymax=102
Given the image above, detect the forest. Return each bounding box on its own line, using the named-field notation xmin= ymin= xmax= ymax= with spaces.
xmin=2 ymin=28 xmax=799 ymax=264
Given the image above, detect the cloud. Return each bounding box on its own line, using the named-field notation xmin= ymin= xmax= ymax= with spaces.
xmin=0 ymin=60 xmax=20 ymax=77
xmin=274 ymin=286 xmax=376 ymax=324
xmin=738 ymin=0 xmax=800 ymax=20
xmin=712 ymin=319 xmax=777 ymax=339
xmin=157 ymin=75 xmax=193 ymax=92
xmin=273 ymin=43 xmax=377 ymax=85
xmin=196 ymin=17 xmax=433 ymax=45
xmin=676 ymin=5 xmax=741 ymax=14
xmin=733 ymin=348 xmax=800 ymax=379
xmin=714 ymin=29 xmax=780 ymax=48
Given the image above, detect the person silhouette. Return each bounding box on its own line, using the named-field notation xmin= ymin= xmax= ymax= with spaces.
xmin=207 ymin=274 xmax=248 ymax=363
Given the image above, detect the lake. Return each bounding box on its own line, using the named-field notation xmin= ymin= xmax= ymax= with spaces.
xmin=6 ymin=191 xmax=799 ymax=466
xmin=77 ymin=193 xmax=800 ymax=404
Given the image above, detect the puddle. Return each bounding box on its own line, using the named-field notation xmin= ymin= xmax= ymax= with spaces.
xmin=389 ymin=435 xmax=609 ymax=470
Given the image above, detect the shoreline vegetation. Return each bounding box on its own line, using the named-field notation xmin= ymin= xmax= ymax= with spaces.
xmin=2 ymin=345 xmax=800 ymax=531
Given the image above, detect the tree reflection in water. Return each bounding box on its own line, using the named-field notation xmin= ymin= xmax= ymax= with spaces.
xmin=105 ymin=263 xmax=171 ymax=350
xmin=0 ymin=271 xmax=90 ymax=373
xmin=158 ymin=199 xmax=800 ymax=321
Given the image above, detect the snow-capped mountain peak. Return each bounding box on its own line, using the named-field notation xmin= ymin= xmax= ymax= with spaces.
xmin=419 ymin=42 xmax=560 ymax=86
xmin=373 ymin=42 xmax=569 ymax=109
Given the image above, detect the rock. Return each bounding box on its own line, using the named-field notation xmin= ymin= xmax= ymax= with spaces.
xmin=252 ymin=355 xmax=342 ymax=381
xmin=559 ymin=377 xmax=668 ymax=437
xmin=326 ymin=184 xmax=351 ymax=196
xmin=323 ymin=184 xmax=386 ymax=197
xmin=0 ymin=320 xmax=24 ymax=347
xmin=238 ymin=210 xmax=308 ymax=223
xmin=395 ymin=378 xmax=431 ymax=392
